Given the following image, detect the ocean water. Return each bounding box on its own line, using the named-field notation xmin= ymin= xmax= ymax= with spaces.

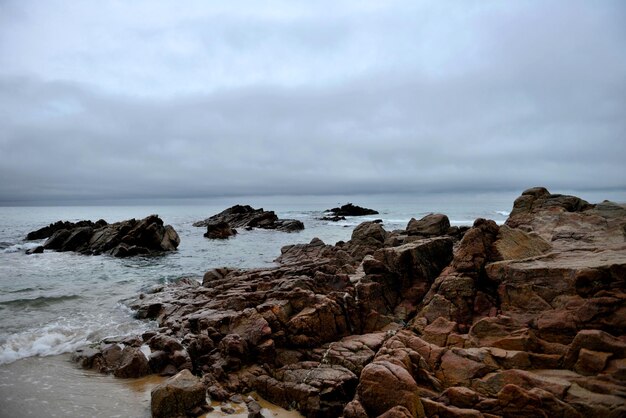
xmin=0 ymin=190 xmax=623 ymax=416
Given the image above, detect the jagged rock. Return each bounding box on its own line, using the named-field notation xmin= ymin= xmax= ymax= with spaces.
xmin=25 ymin=219 xmax=107 ymax=240
xmin=326 ymin=203 xmax=379 ymax=217
xmin=151 ymin=369 xmax=207 ymax=418
xmin=38 ymin=215 xmax=179 ymax=257
xmin=193 ymin=205 xmax=304 ymax=232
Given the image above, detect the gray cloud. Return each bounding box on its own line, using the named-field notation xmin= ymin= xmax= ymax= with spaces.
xmin=1 ymin=1 xmax=625 ymax=203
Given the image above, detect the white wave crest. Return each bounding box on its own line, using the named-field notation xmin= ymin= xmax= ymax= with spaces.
xmin=0 ymin=323 xmax=90 ymax=365
xmin=1 ymin=242 xmax=43 ymax=254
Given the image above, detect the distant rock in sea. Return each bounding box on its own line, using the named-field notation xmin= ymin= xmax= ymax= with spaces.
xmin=27 ymin=215 xmax=180 ymax=257
xmin=193 ymin=204 xmax=304 ymax=234
xmin=326 ymin=203 xmax=379 ymax=217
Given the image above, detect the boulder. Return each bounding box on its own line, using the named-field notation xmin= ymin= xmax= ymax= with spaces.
xmin=357 ymin=360 xmax=424 ymax=417
xmin=406 ymin=213 xmax=451 ymax=237
xmin=151 ymin=369 xmax=207 ymax=418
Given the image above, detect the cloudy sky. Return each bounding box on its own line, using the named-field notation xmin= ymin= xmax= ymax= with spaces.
xmin=0 ymin=0 xmax=625 ymax=203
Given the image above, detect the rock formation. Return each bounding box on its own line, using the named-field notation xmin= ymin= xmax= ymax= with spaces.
xmin=193 ymin=205 xmax=304 ymax=234
xmin=326 ymin=203 xmax=379 ymax=217
xmin=29 ymin=215 xmax=180 ymax=257
xmin=75 ymin=188 xmax=626 ymax=417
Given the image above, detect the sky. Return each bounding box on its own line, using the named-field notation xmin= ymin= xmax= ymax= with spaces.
xmin=0 ymin=0 xmax=625 ymax=204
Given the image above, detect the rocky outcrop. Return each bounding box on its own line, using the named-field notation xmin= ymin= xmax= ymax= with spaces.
xmin=326 ymin=203 xmax=379 ymax=217
xmin=76 ymin=188 xmax=626 ymax=417
xmin=26 ymin=219 xmax=108 ymax=240
xmin=193 ymin=204 xmax=304 ymax=233
xmin=38 ymin=215 xmax=179 ymax=257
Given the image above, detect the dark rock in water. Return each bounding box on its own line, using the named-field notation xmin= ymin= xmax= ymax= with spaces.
xmin=26 ymin=219 xmax=107 ymax=240
xmin=40 ymin=215 xmax=179 ymax=257
xmin=320 ymin=215 xmax=347 ymax=222
xmin=151 ymin=369 xmax=207 ymax=418
xmin=26 ymin=245 xmax=44 ymax=254
xmin=204 ymin=221 xmax=238 ymax=239
xmin=193 ymin=205 xmax=304 ymax=233
xmin=327 ymin=203 xmax=379 ymax=217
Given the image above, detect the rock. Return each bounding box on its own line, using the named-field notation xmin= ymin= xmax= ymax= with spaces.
xmin=151 ymin=369 xmax=206 ymax=418
xmin=326 ymin=203 xmax=379 ymax=217
xmin=25 ymin=245 xmax=44 ymax=254
xmin=320 ymin=215 xmax=346 ymax=222
xmin=357 ymin=360 xmax=424 ymax=417
xmin=494 ymin=224 xmax=552 ymax=260
xmin=204 ymin=221 xmax=237 ymax=239
xmin=406 ymin=213 xmax=451 ymax=237
xmin=25 ymin=219 xmax=107 ymax=240
xmin=574 ymin=348 xmax=612 ymax=375
xmin=193 ymin=205 xmax=304 ymax=232
xmin=39 ymin=215 xmax=179 ymax=257
xmin=113 ymin=346 xmax=151 ymax=378
xmin=247 ymin=400 xmax=263 ymax=418
xmin=80 ymin=188 xmax=626 ymax=418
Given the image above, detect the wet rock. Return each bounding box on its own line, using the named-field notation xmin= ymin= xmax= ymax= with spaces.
xmin=113 ymin=346 xmax=151 ymax=378
xmin=151 ymin=369 xmax=207 ymax=418
xmin=25 ymin=245 xmax=44 ymax=254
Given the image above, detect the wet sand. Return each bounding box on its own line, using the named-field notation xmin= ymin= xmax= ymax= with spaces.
xmin=0 ymin=354 xmax=302 ymax=418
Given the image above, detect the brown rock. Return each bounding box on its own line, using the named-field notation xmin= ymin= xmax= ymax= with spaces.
xmin=573 ymin=348 xmax=612 ymax=375
xmin=151 ymin=369 xmax=206 ymax=418
xmin=357 ymin=360 xmax=424 ymax=417
xmin=406 ymin=213 xmax=451 ymax=237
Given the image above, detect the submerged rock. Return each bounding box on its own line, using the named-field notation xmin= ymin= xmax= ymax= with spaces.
xmin=193 ymin=204 xmax=304 ymax=233
xmin=34 ymin=215 xmax=179 ymax=257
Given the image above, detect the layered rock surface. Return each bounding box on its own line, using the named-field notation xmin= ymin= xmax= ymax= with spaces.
xmin=77 ymin=188 xmax=626 ymax=417
xmin=31 ymin=215 xmax=180 ymax=257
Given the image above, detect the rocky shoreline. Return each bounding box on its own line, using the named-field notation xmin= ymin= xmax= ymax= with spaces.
xmin=73 ymin=188 xmax=626 ymax=417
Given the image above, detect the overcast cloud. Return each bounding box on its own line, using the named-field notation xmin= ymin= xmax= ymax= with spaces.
xmin=0 ymin=0 xmax=625 ymax=203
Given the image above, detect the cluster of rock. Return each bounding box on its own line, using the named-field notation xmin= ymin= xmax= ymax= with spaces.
xmin=75 ymin=188 xmax=626 ymax=417
xmin=193 ymin=205 xmax=304 ymax=238
xmin=321 ymin=203 xmax=379 ymax=221
xmin=26 ymin=215 xmax=180 ymax=257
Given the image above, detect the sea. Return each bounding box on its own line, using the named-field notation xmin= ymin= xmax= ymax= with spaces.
xmin=1 ymin=190 xmax=624 ymax=417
